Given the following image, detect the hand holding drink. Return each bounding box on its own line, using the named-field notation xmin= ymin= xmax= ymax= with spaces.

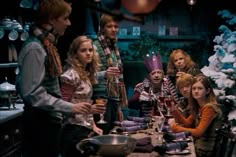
xmin=176 ymin=68 xmax=185 ymax=78
xmin=92 ymin=100 xmax=106 ymax=114
xmin=165 ymin=96 xmax=175 ymax=117
xmin=95 ymin=98 xmax=108 ymax=124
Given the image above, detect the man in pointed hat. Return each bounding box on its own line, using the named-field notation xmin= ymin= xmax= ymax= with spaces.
xmin=128 ymin=52 xmax=180 ymax=117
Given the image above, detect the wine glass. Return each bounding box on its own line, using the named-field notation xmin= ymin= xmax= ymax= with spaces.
xmin=95 ymin=98 xmax=108 ymax=124
xmin=153 ymin=115 xmax=165 ymax=143
xmin=158 ymin=94 xmax=167 ymax=113
xmin=165 ymin=96 xmax=175 ymax=117
xmin=75 ymin=99 xmax=93 ymax=127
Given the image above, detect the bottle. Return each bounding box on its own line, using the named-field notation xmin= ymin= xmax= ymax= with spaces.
xmin=153 ymin=141 xmax=188 ymax=155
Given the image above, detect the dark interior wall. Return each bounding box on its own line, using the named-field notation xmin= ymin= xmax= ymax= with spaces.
xmin=0 ymin=0 xmax=235 ymax=84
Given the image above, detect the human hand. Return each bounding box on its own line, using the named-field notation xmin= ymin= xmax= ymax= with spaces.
xmin=106 ymin=66 xmax=120 ymax=77
xmin=92 ymin=125 xmax=103 ymax=135
xmin=168 ymin=118 xmax=176 ymax=126
xmin=118 ymin=109 xmax=124 ymax=121
xmin=176 ymin=71 xmax=185 ymax=77
xmin=139 ymin=91 xmax=150 ymax=101
xmin=72 ymin=102 xmax=92 ymax=114
xmin=91 ymin=103 xmax=106 ymax=114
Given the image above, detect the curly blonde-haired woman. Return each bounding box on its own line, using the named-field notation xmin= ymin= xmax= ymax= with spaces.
xmin=167 ymin=49 xmax=202 ymax=85
xmin=60 ymin=36 xmax=105 ymax=157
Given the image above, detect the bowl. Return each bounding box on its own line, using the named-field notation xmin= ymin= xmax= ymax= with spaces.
xmin=77 ymin=134 xmax=137 ymax=156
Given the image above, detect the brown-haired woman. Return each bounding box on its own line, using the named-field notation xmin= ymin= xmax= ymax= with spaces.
xmin=169 ymin=74 xmax=222 ymax=157
xmin=60 ymin=36 xmax=106 ymax=157
xmin=167 ymin=49 xmax=202 ymax=85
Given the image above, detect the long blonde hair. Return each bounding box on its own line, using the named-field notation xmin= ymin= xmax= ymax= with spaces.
xmin=65 ymin=36 xmax=100 ymax=84
xmin=167 ymin=49 xmax=197 ymax=76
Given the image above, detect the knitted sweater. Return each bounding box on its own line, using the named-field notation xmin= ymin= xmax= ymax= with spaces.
xmin=171 ymin=103 xmax=222 ymax=153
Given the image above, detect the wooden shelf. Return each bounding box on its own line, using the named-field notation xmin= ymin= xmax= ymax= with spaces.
xmin=0 ymin=63 xmax=18 ymax=68
xmin=87 ymin=34 xmax=202 ymax=41
xmin=117 ymin=35 xmax=202 ymax=41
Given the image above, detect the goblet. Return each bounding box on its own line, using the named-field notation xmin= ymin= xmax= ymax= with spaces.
xmin=153 ymin=115 xmax=165 ymax=144
xmin=158 ymin=94 xmax=167 ymax=113
xmin=95 ymin=98 xmax=108 ymax=124
xmin=164 ymin=96 xmax=175 ymax=117
xmin=75 ymin=99 xmax=93 ymax=127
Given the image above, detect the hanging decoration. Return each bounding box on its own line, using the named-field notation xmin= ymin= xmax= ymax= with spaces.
xmin=121 ymin=0 xmax=161 ymax=15
xmin=186 ymin=0 xmax=197 ymax=6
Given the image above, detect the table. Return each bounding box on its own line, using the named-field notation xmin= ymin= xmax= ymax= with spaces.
xmin=127 ymin=129 xmax=196 ymax=157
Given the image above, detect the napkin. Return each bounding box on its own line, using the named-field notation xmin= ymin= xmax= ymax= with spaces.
xmin=163 ymin=131 xmax=191 ymax=142
xmin=153 ymin=141 xmax=188 ymax=155
xmin=134 ymin=137 xmax=154 ymax=153
xmin=127 ymin=116 xmax=151 ymax=123
xmin=116 ymin=124 xmax=148 ymax=133
xmin=114 ymin=120 xmax=145 ymax=127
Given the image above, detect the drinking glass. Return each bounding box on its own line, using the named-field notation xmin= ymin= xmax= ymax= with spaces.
xmin=153 ymin=115 xmax=165 ymax=143
xmin=75 ymin=99 xmax=93 ymax=127
xmin=158 ymin=94 xmax=167 ymax=113
xmin=95 ymin=98 xmax=108 ymax=124
xmin=165 ymin=96 xmax=175 ymax=117
xmin=153 ymin=116 xmax=165 ymax=133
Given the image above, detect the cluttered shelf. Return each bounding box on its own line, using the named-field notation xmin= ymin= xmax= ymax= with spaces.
xmin=118 ymin=35 xmax=202 ymax=41
xmin=87 ymin=34 xmax=202 ymax=41
xmin=0 ymin=62 xmax=18 ymax=68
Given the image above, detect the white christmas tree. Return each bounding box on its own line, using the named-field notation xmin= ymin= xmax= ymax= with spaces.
xmin=201 ymin=10 xmax=236 ymax=125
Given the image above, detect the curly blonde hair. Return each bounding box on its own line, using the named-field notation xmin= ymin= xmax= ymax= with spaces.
xmin=167 ymin=49 xmax=197 ymax=76
xmin=64 ymin=36 xmax=100 ymax=84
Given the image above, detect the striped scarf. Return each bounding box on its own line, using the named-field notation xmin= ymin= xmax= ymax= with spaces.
xmin=97 ymin=33 xmax=128 ymax=107
xmin=32 ymin=25 xmax=62 ymax=77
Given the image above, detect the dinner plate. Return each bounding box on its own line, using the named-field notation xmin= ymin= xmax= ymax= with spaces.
xmin=173 ymin=137 xmax=192 ymax=142
xmin=166 ymin=149 xmax=191 ymax=155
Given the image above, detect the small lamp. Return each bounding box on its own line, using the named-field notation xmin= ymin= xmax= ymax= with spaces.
xmin=121 ymin=0 xmax=161 ymax=15
xmin=186 ymin=0 xmax=197 ymax=6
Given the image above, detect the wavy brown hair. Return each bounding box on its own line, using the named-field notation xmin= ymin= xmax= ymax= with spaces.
xmin=167 ymin=49 xmax=197 ymax=76
xmin=188 ymin=74 xmax=218 ymax=118
xmin=64 ymin=36 xmax=100 ymax=84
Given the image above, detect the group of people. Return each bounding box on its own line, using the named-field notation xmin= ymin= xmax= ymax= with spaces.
xmin=16 ymin=0 xmax=125 ymax=157
xmin=15 ymin=0 xmax=222 ymax=157
xmin=128 ymin=47 xmax=222 ymax=156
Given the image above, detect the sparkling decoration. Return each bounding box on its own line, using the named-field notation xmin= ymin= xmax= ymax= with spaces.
xmin=201 ymin=10 xmax=236 ymax=125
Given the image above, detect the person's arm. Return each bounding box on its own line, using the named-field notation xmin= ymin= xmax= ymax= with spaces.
xmin=171 ymin=106 xmax=217 ymax=138
xmin=171 ymin=109 xmax=194 ymax=127
xmin=17 ymin=42 xmax=73 ymax=112
xmin=128 ymin=91 xmax=140 ymax=110
xmin=165 ymin=76 xmax=181 ymax=104
xmin=60 ymin=83 xmax=74 ymax=102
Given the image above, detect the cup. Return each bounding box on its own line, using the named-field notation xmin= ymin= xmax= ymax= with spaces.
xmin=75 ymin=99 xmax=93 ymax=127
